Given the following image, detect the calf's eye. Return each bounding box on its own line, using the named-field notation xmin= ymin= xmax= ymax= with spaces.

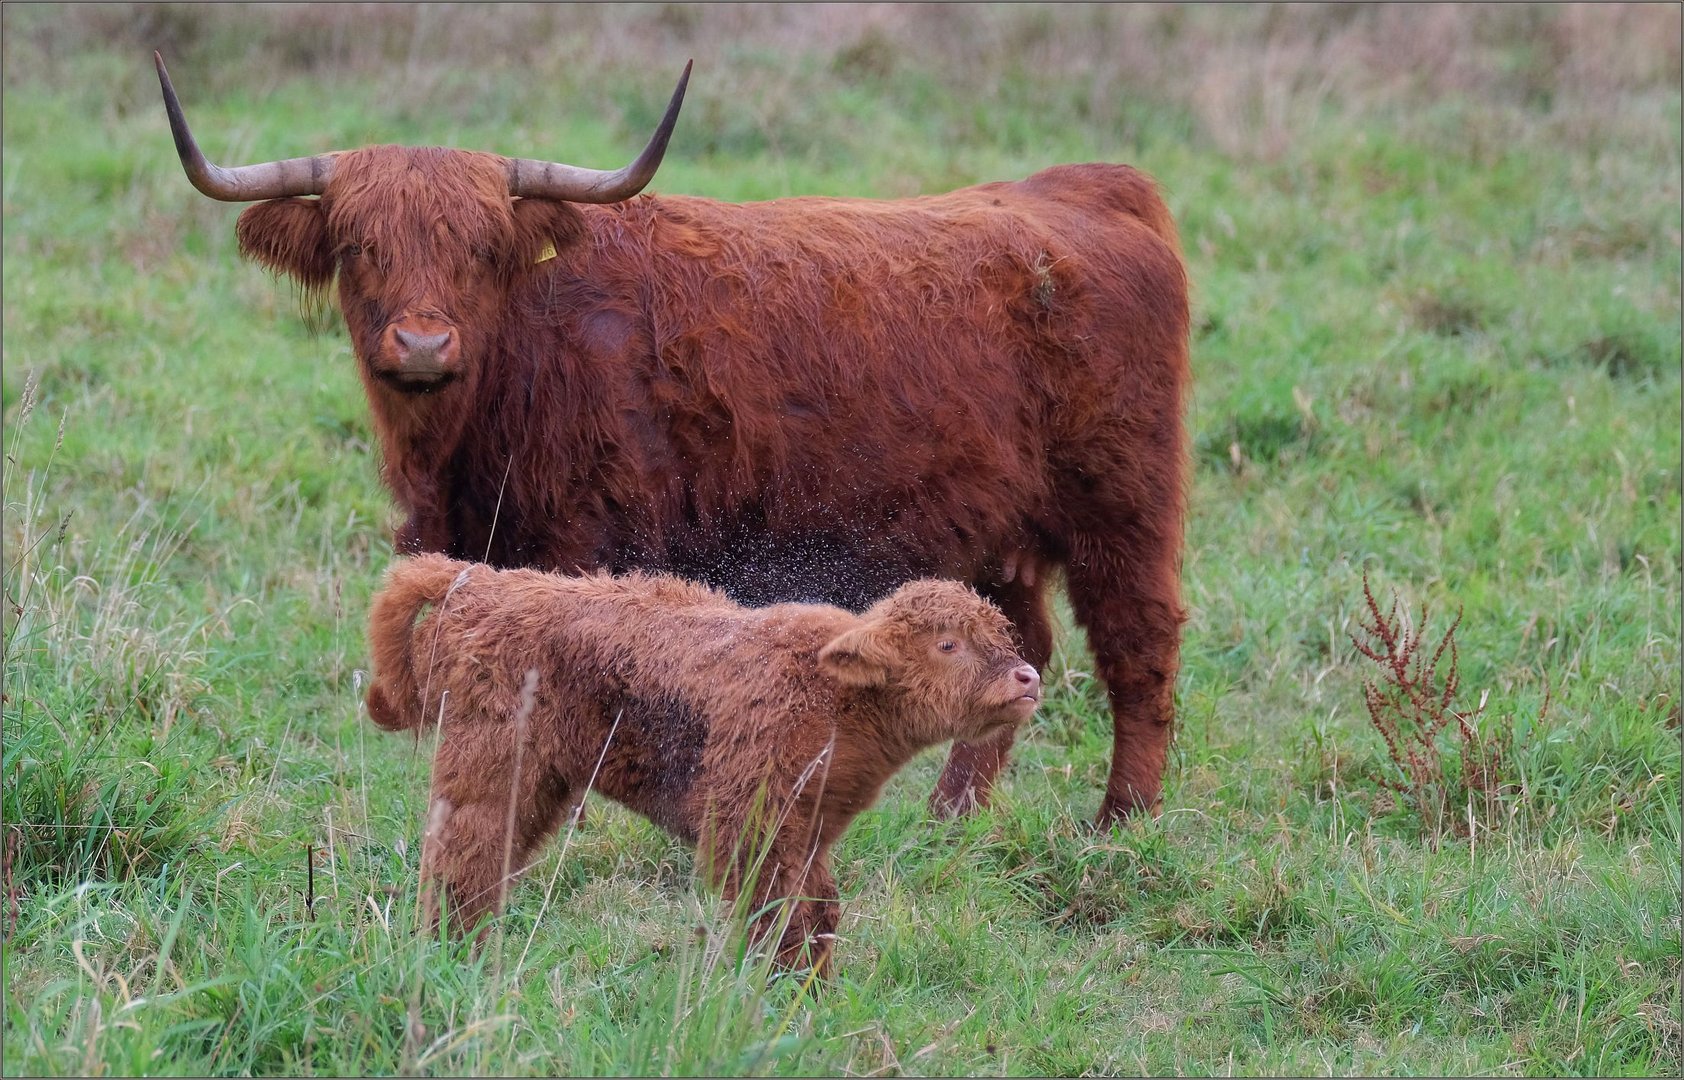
xmin=938 ymin=640 xmax=958 ymax=653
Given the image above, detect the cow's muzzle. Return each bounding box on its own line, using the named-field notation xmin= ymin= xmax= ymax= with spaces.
xmin=377 ymin=319 xmax=461 ymax=390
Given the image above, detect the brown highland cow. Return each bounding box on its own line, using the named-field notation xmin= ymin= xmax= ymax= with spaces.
xmin=365 ymin=553 xmax=1041 ymax=970
xmin=159 ymin=54 xmax=1190 ymax=826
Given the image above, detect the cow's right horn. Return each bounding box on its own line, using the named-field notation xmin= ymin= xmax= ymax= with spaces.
xmin=155 ymin=52 xmax=334 ymax=202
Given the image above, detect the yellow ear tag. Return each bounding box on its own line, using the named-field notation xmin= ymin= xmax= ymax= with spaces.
xmin=536 ymin=242 xmax=558 ymax=264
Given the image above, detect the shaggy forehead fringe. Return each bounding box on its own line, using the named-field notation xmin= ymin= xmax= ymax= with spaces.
xmin=328 ymin=147 xmax=514 ymax=265
xmin=876 ymin=580 xmax=1012 ymax=641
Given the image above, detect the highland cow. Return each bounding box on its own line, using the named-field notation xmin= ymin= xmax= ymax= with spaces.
xmin=365 ymin=553 xmax=1041 ymax=970
xmin=159 ymin=54 xmax=1189 ymax=824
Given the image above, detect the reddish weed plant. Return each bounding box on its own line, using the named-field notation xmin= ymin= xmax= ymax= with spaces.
xmin=1350 ymin=572 xmax=1541 ymax=843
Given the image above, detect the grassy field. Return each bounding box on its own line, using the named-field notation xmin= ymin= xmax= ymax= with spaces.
xmin=3 ymin=4 xmax=1679 ymax=1075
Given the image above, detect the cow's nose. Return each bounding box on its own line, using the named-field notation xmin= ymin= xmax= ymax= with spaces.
xmin=1014 ymin=665 xmax=1040 ymax=690
xmin=393 ymin=327 xmax=457 ymax=369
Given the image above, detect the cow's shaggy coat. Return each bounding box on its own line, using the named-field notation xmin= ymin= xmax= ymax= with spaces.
xmin=365 ymin=553 xmax=1041 ymax=969
xmin=167 ymin=62 xmax=1190 ymax=821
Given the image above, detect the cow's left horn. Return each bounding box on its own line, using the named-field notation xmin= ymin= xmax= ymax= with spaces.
xmin=155 ymin=52 xmax=334 ymax=201
xmin=505 ymin=60 xmax=692 ymax=204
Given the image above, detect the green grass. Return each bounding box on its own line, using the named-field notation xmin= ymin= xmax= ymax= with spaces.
xmin=4 ymin=4 xmax=1680 ymax=1075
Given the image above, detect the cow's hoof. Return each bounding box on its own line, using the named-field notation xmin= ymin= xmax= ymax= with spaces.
xmin=1094 ymin=792 xmax=1163 ymax=828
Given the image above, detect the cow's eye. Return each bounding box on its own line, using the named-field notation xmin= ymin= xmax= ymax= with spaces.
xmin=343 ymin=243 xmax=363 ymax=258
xmin=938 ymin=640 xmax=958 ymax=654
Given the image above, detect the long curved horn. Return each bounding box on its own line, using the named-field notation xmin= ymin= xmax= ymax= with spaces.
xmin=505 ymin=60 xmax=692 ymax=203
xmin=155 ymin=52 xmax=334 ymax=202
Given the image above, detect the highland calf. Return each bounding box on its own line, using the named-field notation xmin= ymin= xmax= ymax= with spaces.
xmin=365 ymin=554 xmax=1041 ymax=970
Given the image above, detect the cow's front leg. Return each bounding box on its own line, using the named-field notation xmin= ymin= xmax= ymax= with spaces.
xmin=392 ymin=472 xmax=454 ymax=555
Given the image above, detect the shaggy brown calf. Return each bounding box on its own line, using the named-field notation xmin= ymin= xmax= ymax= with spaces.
xmin=365 ymin=553 xmax=1041 ymax=969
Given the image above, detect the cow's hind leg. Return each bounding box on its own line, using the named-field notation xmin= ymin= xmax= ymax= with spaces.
xmin=1064 ymin=527 xmax=1185 ymax=825
xmin=931 ymin=577 xmax=1054 ymax=817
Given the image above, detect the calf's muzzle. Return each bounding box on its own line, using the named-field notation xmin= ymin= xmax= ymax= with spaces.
xmin=1012 ymin=664 xmax=1041 ymax=703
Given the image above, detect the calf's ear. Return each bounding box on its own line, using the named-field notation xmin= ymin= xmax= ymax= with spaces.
xmin=818 ymin=624 xmax=898 ymax=688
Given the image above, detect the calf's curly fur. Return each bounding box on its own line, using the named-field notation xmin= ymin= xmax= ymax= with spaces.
xmin=365 ymin=553 xmax=1040 ymax=970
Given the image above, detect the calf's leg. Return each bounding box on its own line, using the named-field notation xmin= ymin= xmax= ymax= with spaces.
xmin=733 ymin=852 xmax=838 ymax=974
xmin=423 ymin=738 xmax=573 ymax=936
xmin=423 ymin=799 xmax=518 ymax=935
xmin=770 ymin=858 xmax=839 ymax=974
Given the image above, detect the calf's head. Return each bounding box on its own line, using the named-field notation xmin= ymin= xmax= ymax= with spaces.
xmin=818 ymin=580 xmax=1041 ymax=742
xmin=155 ymin=53 xmax=690 ymax=396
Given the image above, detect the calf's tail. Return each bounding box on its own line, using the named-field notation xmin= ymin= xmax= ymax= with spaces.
xmin=365 ymin=553 xmax=472 ymax=732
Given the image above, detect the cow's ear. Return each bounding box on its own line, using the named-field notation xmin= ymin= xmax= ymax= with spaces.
xmin=510 ymin=198 xmax=586 ymax=268
xmin=819 ymin=622 xmax=899 ymax=688
xmin=236 ymin=198 xmax=334 ymax=290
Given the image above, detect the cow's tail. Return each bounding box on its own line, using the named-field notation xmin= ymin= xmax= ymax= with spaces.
xmin=365 ymin=553 xmax=472 ymax=732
